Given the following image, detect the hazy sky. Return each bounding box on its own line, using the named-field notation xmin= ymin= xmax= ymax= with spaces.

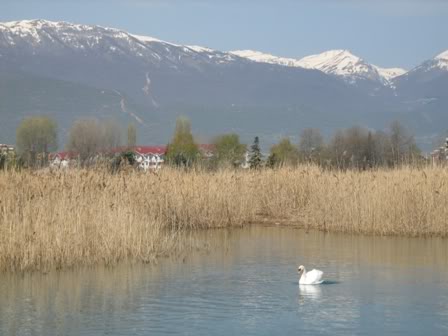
xmin=1 ymin=0 xmax=447 ymax=69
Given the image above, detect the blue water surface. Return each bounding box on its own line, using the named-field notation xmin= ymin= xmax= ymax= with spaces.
xmin=1 ymin=226 xmax=447 ymax=336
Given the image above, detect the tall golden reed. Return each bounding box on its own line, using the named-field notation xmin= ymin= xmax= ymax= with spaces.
xmin=0 ymin=166 xmax=447 ymax=271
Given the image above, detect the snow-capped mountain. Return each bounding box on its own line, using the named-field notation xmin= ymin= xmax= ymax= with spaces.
xmin=374 ymin=67 xmax=407 ymax=82
xmin=230 ymin=50 xmax=302 ymax=67
xmin=434 ymin=50 xmax=448 ymax=70
xmin=0 ymin=19 xmax=408 ymax=87
xmin=231 ymin=49 xmax=406 ymax=86
xmin=392 ymin=49 xmax=448 ymax=99
xmin=0 ymin=19 xmax=248 ymax=112
xmin=0 ymin=19 xmax=446 ymax=150
xmin=407 ymin=49 xmax=448 ymax=74
xmin=394 ymin=49 xmax=448 ymax=85
xmin=297 ymin=50 xmax=381 ymax=81
xmin=1 ymin=19 xmax=371 ymax=146
xmin=0 ymin=19 xmax=239 ymax=68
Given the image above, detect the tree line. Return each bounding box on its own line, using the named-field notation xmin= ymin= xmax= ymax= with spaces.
xmin=266 ymin=121 xmax=422 ymax=169
xmin=11 ymin=116 xmax=137 ymax=168
xmin=7 ymin=115 xmax=424 ymax=170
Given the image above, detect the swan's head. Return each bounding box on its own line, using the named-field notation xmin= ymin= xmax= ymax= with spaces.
xmin=297 ymin=265 xmax=305 ymax=274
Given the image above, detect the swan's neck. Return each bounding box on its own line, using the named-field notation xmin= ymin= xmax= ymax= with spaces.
xmin=300 ymin=268 xmax=307 ymax=281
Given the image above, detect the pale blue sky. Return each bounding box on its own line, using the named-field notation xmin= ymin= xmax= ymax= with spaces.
xmin=1 ymin=0 xmax=447 ymax=69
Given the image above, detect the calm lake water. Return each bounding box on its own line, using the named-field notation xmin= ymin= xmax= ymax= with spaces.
xmin=1 ymin=226 xmax=448 ymax=336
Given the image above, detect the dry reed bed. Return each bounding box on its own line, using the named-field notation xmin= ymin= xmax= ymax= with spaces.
xmin=0 ymin=166 xmax=447 ymax=272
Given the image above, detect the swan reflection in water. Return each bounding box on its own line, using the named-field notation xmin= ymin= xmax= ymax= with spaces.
xmin=299 ymin=284 xmax=322 ymax=297
xmin=298 ymin=284 xmax=322 ymax=303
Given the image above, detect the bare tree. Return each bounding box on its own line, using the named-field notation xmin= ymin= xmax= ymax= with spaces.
xmin=328 ymin=129 xmax=350 ymax=169
xmin=299 ymin=128 xmax=324 ymax=162
xmin=100 ymin=119 xmax=122 ymax=150
xmin=327 ymin=127 xmax=373 ymax=169
xmin=67 ymin=119 xmax=102 ymax=163
xmin=67 ymin=118 xmax=124 ymax=164
xmin=372 ymin=130 xmax=390 ymax=167
xmin=387 ymin=120 xmax=420 ymax=166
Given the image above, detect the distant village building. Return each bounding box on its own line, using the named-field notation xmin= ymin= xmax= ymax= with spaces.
xmin=0 ymin=144 xmax=15 ymax=154
xmin=132 ymin=146 xmax=166 ymax=171
xmin=241 ymin=152 xmax=250 ymax=169
xmin=132 ymin=144 xmax=215 ymax=170
xmin=49 ymin=152 xmax=75 ymax=169
xmin=48 ymin=144 xmax=216 ymax=170
xmin=198 ymin=144 xmax=215 ymax=159
xmin=430 ymin=137 xmax=448 ymax=166
xmin=0 ymin=144 xmax=16 ymax=169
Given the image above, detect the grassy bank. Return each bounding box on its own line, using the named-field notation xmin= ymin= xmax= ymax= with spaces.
xmin=1 ymin=166 xmax=447 ymax=272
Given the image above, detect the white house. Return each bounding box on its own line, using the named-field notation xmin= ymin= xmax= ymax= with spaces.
xmin=241 ymin=151 xmax=251 ymax=169
xmin=48 ymin=143 xmax=217 ymax=171
xmin=0 ymin=144 xmax=14 ymax=154
xmin=49 ymin=152 xmax=74 ymax=169
xmin=132 ymin=146 xmax=166 ymax=171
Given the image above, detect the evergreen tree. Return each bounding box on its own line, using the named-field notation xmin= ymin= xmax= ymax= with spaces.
xmin=248 ymin=136 xmax=263 ymax=169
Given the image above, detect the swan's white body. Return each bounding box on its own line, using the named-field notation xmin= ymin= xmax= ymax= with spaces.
xmin=298 ymin=265 xmax=324 ymax=285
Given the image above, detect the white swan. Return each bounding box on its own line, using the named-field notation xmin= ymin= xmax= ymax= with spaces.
xmin=298 ymin=265 xmax=324 ymax=285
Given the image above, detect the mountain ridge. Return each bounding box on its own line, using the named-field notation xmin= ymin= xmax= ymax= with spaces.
xmin=1 ymin=18 xmax=444 ymax=85
xmin=232 ymin=49 xmax=408 ymax=86
xmin=0 ymin=19 xmax=447 ymax=150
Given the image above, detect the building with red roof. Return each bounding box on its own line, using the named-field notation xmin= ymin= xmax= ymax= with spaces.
xmin=49 ymin=144 xmax=215 ymax=170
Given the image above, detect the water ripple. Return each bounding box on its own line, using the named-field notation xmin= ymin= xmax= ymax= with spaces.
xmin=1 ymin=227 xmax=448 ymax=336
